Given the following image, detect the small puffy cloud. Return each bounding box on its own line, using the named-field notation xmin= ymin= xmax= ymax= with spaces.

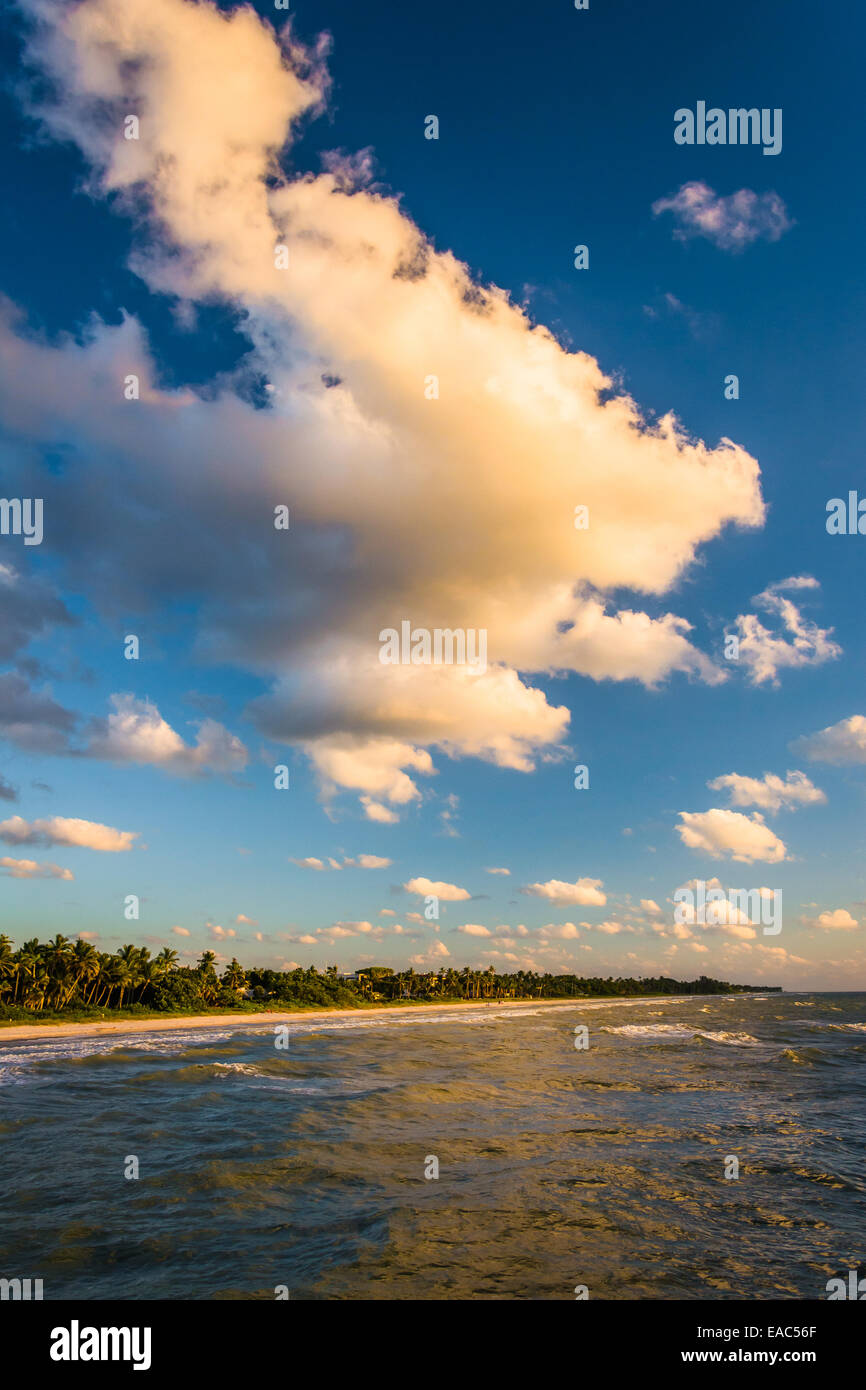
xmin=171 ymin=926 xmax=190 ymax=937
xmin=485 ymin=866 xmax=510 ymax=875
xmin=640 ymin=899 xmax=661 ymax=914
xmin=813 ymin=909 xmax=858 ymax=931
xmin=0 ymin=814 xmax=139 ymax=852
xmin=538 ymin=921 xmax=580 ymax=939
xmin=289 ymin=857 xmax=328 ymax=870
xmin=343 ymin=854 xmax=392 ymax=868
xmin=208 ymin=922 xmax=236 ymax=939
xmin=676 ymin=809 xmax=788 ymax=863
xmin=85 ymin=694 xmax=247 ymax=776
xmin=652 ymin=182 xmax=792 ymax=251
xmin=0 ymin=856 xmax=73 ymax=880
xmin=732 ymin=578 xmax=840 ymax=686
xmin=792 ymin=715 xmax=866 ymax=766
xmin=319 ymin=920 xmax=374 ymax=938
xmin=404 ymin=877 xmax=470 ymax=901
xmin=410 ymin=941 xmax=451 ymax=965
xmin=522 ymin=878 xmax=606 ymax=906
xmin=707 ymin=769 xmax=825 ymax=812
xmin=235 ymin=913 xmax=257 ymax=925
xmin=591 ymin=920 xmax=636 ymax=935
xmin=456 ymin=923 xmax=492 ymax=936
xmin=379 ymin=908 xmax=396 ymax=917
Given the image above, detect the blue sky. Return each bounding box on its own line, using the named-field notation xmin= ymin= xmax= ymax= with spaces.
xmin=1 ymin=0 xmax=864 ymax=986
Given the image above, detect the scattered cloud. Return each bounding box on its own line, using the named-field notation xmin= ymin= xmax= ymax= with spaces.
xmin=84 ymin=694 xmax=247 ymax=776
xmin=404 ymin=877 xmax=470 ymax=901
xmin=793 ymin=715 xmax=866 ymax=766
xmin=291 ymin=852 xmax=391 ymax=870
xmin=813 ymin=909 xmax=859 ymax=931
xmin=652 ymin=182 xmax=792 ymax=251
xmin=538 ymin=921 xmax=581 ymax=939
xmin=0 ymin=855 xmax=74 ymax=880
xmin=521 ymin=878 xmax=606 ymax=906
xmin=731 ymin=578 xmax=840 ymax=686
xmin=0 ymin=814 xmax=139 ymax=852
xmin=409 ymin=941 xmax=451 ymax=966
xmin=707 ymin=769 xmax=825 ymax=812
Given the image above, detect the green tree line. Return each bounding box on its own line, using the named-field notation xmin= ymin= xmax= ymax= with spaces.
xmin=0 ymin=934 xmax=777 ymax=1020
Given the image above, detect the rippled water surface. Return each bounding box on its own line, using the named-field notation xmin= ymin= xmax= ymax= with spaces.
xmin=1 ymin=992 xmax=864 ymax=1300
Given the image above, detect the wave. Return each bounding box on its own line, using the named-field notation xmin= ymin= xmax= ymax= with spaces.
xmin=800 ymin=1020 xmax=866 ymax=1033
xmin=601 ymin=1023 xmax=759 ymax=1045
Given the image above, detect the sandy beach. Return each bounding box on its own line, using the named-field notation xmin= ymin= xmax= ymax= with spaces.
xmin=0 ymin=996 xmax=581 ymax=1044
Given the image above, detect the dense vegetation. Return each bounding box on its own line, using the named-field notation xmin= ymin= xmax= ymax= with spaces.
xmin=0 ymin=934 xmax=778 ymax=1022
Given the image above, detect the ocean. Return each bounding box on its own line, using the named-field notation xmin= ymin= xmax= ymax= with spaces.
xmin=1 ymin=992 xmax=864 ymax=1300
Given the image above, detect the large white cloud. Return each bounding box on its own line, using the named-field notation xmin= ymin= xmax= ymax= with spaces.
xmin=7 ymin=0 xmax=765 ymax=815
xmin=676 ymin=809 xmax=788 ymax=863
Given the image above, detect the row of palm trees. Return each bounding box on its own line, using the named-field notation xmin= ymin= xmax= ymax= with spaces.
xmin=0 ymin=935 xmax=760 ymax=1015
xmin=0 ymin=936 xmax=246 ymax=1013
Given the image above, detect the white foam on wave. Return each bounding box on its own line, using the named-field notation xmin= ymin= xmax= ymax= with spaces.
xmin=602 ymin=1023 xmax=759 ymax=1045
xmin=0 ymin=1002 xmax=573 ymax=1077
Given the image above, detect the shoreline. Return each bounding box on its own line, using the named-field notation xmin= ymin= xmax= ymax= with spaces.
xmin=0 ymin=995 xmax=589 ymax=1044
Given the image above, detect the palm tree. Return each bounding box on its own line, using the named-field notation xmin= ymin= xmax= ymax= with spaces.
xmin=153 ymin=947 xmax=178 ymax=985
xmin=44 ymin=934 xmax=72 ymax=1009
xmin=198 ymin=951 xmax=219 ymax=1004
xmin=222 ymin=958 xmax=246 ymax=992
xmin=64 ymin=939 xmax=98 ymax=1007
